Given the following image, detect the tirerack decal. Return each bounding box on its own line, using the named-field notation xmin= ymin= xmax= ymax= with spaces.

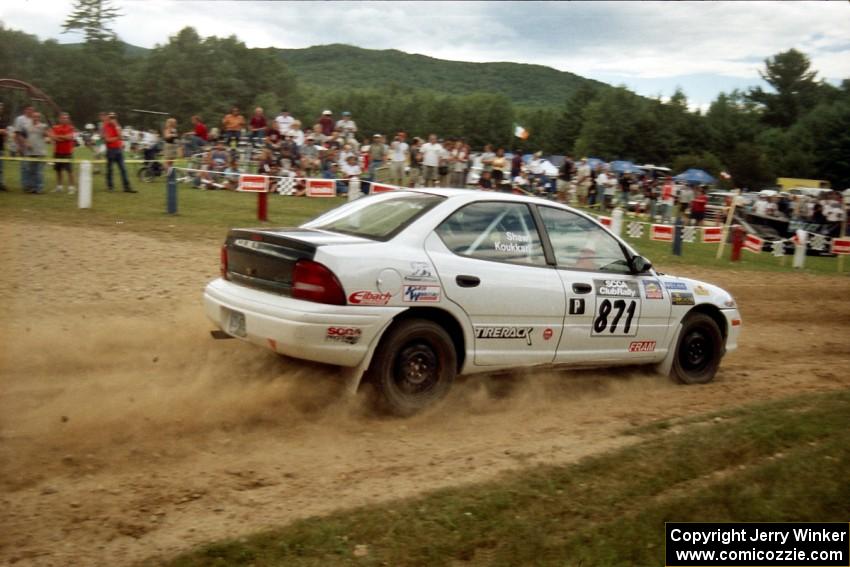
xmin=474 ymin=326 xmax=533 ymax=346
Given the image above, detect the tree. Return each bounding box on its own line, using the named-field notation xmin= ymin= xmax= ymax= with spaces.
xmin=62 ymin=0 xmax=123 ymax=43
xmin=746 ymin=49 xmax=821 ymax=128
xmin=549 ymin=83 xmax=597 ymax=154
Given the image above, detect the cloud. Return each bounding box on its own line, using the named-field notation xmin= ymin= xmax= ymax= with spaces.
xmin=1 ymin=0 xmax=847 ymax=108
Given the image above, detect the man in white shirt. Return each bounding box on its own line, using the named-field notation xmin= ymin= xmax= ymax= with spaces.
xmin=596 ymin=169 xmax=612 ymax=209
xmin=420 ymin=134 xmax=442 ymax=188
xmin=275 ymin=108 xmax=294 ymax=133
xmin=335 ymin=111 xmax=358 ymax=140
xmin=389 ymin=133 xmax=409 ymax=186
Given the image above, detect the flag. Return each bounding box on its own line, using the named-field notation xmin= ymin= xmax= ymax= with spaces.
xmin=513 ymin=123 xmax=529 ymax=140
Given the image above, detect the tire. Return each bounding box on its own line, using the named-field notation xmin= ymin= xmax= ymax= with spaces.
xmin=671 ymin=312 xmax=723 ymax=385
xmin=138 ymin=167 xmax=156 ymax=183
xmin=366 ymin=319 xmax=457 ymax=417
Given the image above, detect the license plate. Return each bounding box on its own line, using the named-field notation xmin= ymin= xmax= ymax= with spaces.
xmin=225 ymin=309 xmax=246 ymax=337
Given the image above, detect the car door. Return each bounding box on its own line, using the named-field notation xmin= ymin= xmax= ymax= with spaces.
xmin=535 ymin=206 xmax=671 ymax=363
xmin=424 ymin=201 xmax=566 ymax=367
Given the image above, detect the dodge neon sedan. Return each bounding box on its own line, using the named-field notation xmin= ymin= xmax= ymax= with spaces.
xmin=204 ymin=189 xmax=741 ymax=415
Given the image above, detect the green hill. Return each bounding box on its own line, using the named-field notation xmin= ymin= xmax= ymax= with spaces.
xmin=276 ymin=44 xmax=609 ymax=107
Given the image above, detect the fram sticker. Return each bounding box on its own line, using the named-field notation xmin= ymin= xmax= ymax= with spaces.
xmin=629 ymin=340 xmax=656 ymax=353
xmin=671 ymin=291 xmax=695 ymax=306
xmin=348 ymin=291 xmax=392 ymax=305
xmin=402 ymin=285 xmax=441 ymax=302
xmin=663 ymin=281 xmax=688 ymax=291
xmin=569 ymin=298 xmax=585 ymax=315
xmin=642 ymin=279 xmax=663 ymax=299
xmin=474 ymin=326 xmax=533 ymax=346
xmin=595 ymin=279 xmax=639 ymax=298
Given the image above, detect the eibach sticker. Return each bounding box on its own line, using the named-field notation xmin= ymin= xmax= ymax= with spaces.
xmin=348 ymin=291 xmax=392 ymax=305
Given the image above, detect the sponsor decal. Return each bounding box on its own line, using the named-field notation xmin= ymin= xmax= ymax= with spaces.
xmin=543 ymin=328 xmax=554 ymax=341
xmin=702 ymin=226 xmax=723 ymax=244
xmin=568 ymin=298 xmax=585 ymax=315
xmin=594 ymin=279 xmax=639 ymax=298
xmin=832 ymin=237 xmax=850 ymax=255
xmin=744 ymin=233 xmax=764 ymax=253
xmin=694 ymin=285 xmax=710 ymax=296
xmin=494 ymin=231 xmax=531 ymax=254
xmin=671 ymin=291 xmax=695 ymax=306
xmin=598 ymin=216 xmax=612 ymax=227
xmin=474 ymin=326 xmax=533 ymax=346
xmin=650 ymin=224 xmax=674 ymax=242
xmin=369 ymin=182 xmax=397 ymax=194
xmin=663 ymin=280 xmax=688 ymax=291
xmin=348 ymin=290 xmax=392 ymax=305
xmin=642 ymin=279 xmax=663 ymax=300
xmin=237 ymin=174 xmax=269 ymax=192
xmin=402 ymin=285 xmax=441 ymax=302
xmin=306 ymin=179 xmax=336 ymax=197
xmin=326 ymin=326 xmax=362 ymax=344
xmin=628 ymin=340 xmax=656 ymax=353
xmin=404 ymin=261 xmax=437 ymax=282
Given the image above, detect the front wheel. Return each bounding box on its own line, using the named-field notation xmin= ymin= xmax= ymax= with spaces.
xmin=671 ymin=312 xmax=723 ymax=385
xmin=366 ymin=319 xmax=457 ymax=417
xmin=138 ymin=166 xmax=156 ymax=183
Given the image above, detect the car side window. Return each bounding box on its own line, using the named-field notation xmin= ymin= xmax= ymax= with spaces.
xmin=435 ymin=202 xmax=547 ymax=266
xmin=538 ymin=206 xmax=632 ymax=274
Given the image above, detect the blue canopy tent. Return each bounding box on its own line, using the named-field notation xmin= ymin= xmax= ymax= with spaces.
xmin=609 ymin=160 xmax=642 ymax=174
xmin=584 ymin=157 xmax=607 ymax=170
xmin=674 ymin=168 xmax=717 ymax=185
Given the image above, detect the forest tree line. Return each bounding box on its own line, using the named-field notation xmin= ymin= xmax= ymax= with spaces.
xmin=1 ymin=23 xmax=848 ymax=189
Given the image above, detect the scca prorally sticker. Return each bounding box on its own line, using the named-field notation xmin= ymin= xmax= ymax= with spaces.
xmin=628 ymin=340 xmax=656 ymax=352
xmin=403 ymin=285 xmax=441 ymax=302
xmin=474 ymin=326 xmax=533 ymax=346
xmin=663 ymin=280 xmax=688 ymax=291
xmin=326 ymin=327 xmax=362 ymax=344
xmin=494 ymin=231 xmax=531 ymax=254
xmin=642 ymin=279 xmax=663 ymax=300
xmin=671 ymin=291 xmax=695 ymax=306
xmin=405 ymin=261 xmax=437 ymax=282
xmin=348 ymin=291 xmax=392 ymax=305
xmin=595 ymin=279 xmax=639 ymax=298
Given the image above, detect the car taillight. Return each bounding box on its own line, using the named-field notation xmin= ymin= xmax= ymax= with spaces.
xmin=292 ymin=260 xmax=346 ymax=305
xmin=220 ymin=245 xmax=228 ymax=279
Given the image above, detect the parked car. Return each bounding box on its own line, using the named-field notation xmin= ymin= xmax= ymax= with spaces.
xmin=205 ymin=190 xmax=742 ymax=415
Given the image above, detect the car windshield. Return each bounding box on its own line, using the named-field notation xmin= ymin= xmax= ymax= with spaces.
xmin=313 ymin=193 xmax=444 ymax=240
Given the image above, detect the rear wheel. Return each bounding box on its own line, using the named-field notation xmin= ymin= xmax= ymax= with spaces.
xmin=367 ymin=319 xmax=456 ymax=417
xmin=138 ymin=166 xmax=156 ymax=183
xmin=671 ymin=313 xmax=723 ymax=384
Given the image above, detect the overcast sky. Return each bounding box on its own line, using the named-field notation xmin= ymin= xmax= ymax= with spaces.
xmin=2 ymin=1 xmax=849 ymax=110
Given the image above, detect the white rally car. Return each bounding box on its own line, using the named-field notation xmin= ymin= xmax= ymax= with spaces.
xmin=205 ymin=189 xmax=741 ymax=415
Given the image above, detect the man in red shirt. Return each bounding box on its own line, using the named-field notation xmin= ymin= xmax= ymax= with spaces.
xmin=249 ymin=107 xmax=267 ymax=144
xmin=102 ymin=112 xmax=136 ymax=193
xmin=50 ymin=112 xmax=77 ymax=193
xmin=690 ymin=187 xmax=709 ymax=225
xmin=183 ymin=115 xmax=208 ymax=155
xmin=319 ymin=110 xmax=334 ymax=137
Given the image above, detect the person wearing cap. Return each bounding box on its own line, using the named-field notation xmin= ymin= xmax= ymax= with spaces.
xmin=335 ymin=111 xmax=357 ymax=140
xmin=300 ymin=134 xmax=321 ymax=177
xmin=368 ymin=134 xmax=388 ymax=182
xmin=388 ymin=133 xmax=409 ymax=186
xmin=102 ymin=112 xmax=136 ymax=193
xmin=318 ymin=110 xmax=334 ymax=137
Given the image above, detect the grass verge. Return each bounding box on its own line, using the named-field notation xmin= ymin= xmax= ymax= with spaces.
xmin=156 ymin=388 xmax=850 ymax=567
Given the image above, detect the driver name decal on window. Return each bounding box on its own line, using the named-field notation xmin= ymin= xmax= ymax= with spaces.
xmin=494 ymin=231 xmax=531 ymax=254
xmin=594 ymin=279 xmax=639 ymax=298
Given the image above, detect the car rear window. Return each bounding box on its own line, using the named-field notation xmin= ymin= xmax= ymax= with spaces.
xmin=313 ymin=193 xmax=444 ymax=240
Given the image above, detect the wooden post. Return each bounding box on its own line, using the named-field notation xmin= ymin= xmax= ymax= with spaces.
xmin=715 ymin=189 xmax=740 ymax=261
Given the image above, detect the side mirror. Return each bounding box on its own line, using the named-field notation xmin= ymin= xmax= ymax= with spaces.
xmin=631 ymin=255 xmax=653 ymax=274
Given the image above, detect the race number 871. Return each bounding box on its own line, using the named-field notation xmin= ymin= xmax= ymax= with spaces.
xmin=593 ymin=299 xmax=639 ymax=336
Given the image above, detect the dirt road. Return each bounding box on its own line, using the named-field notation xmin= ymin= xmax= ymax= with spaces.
xmin=1 ymin=220 xmax=848 ymax=566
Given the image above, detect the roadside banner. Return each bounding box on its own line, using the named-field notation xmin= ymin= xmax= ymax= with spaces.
xmin=237 ymin=174 xmax=269 ymax=192
xmin=650 ymin=224 xmax=673 ymax=242
xmin=702 ymin=226 xmax=723 ymax=243
xmin=369 ymin=182 xmax=397 ymax=194
xmin=306 ymin=179 xmax=336 ymax=197
xmin=744 ymin=233 xmax=764 ymax=253
xmin=598 ymin=216 xmax=612 ymax=228
xmin=831 ymin=237 xmax=850 ymax=255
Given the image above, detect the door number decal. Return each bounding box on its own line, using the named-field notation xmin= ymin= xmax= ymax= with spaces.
xmin=592 ymin=299 xmax=640 ymax=336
